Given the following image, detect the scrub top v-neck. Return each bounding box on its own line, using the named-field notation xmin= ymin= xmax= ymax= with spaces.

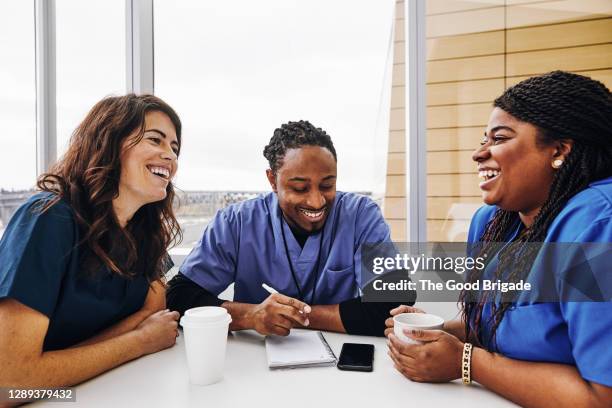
xmin=180 ymin=191 xmax=391 ymax=306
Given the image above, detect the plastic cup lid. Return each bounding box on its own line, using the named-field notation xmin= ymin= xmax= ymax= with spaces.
xmin=181 ymin=306 xmax=231 ymax=326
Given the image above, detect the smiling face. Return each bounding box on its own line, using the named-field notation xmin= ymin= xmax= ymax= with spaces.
xmin=267 ymin=145 xmax=337 ymax=233
xmin=118 ymin=110 xmax=179 ymax=209
xmin=472 ymin=108 xmax=562 ymax=217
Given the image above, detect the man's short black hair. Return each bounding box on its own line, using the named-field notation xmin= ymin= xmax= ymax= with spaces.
xmin=263 ymin=120 xmax=337 ymax=173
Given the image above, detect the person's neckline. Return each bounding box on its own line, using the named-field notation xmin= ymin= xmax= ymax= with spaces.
xmin=287 ymin=221 xmax=311 ymax=248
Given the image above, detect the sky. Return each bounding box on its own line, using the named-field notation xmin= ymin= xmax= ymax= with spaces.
xmin=0 ymin=0 xmax=396 ymax=195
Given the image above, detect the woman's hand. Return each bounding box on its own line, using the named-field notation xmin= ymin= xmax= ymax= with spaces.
xmin=387 ymin=329 xmax=464 ymax=383
xmin=384 ymin=305 xmax=424 ymax=337
xmin=134 ymin=309 xmax=180 ymax=356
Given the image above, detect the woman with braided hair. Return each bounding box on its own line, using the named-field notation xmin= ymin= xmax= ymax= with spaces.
xmin=385 ymin=71 xmax=612 ymax=406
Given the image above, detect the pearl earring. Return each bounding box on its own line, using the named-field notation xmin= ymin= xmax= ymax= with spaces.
xmin=552 ymin=159 xmax=564 ymax=169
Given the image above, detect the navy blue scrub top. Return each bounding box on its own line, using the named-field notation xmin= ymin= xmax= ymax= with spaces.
xmin=0 ymin=192 xmax=150 ymax=351
xmin=467 ymin=177 xmax=612 ymax=387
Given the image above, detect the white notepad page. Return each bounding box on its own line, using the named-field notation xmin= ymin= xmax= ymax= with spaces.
xmin=265 ymin=331 xmax=337 ymax=369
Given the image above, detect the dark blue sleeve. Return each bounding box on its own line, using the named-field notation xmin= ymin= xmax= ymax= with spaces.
xmin=0 ymin=197 xmax=76 ymax=317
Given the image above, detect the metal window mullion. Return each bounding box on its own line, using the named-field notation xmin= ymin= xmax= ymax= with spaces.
xmin=405 ymin=0 xmax=427 ymax=242
xmin=35 ymin=0 xmax=57 ymax=175
xmin=126 ymin=0 xmax=154 ymax=94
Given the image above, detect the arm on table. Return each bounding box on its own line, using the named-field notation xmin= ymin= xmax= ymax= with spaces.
xmin=232 ymin=299 xmax=400 ymax=336
xmin=338 ymin=298 xmax=401 ymax=336
xmin=442 ymin=319 xmax=466 ymax=341
xmin=388 ymin=329 xmax=611 ymax=408
xmin=442 ymin=318 xmax=482 ymax=344
xmin=167 ymin=273 xmax=309 ymax=336
xmin=167 ymin=273 xmax=398 ymax=336
xmin=305 ymin=304 xmax=344 ymax=332
xmin=76 ymin=280 xmax=167 ymax=347
xmin=0 ymin=298 xmax=178 ymax=388
xmin=472 ymin=348 xmax=612 ymax=408
xmin=228 ymin=296 xmax=399 ymax=336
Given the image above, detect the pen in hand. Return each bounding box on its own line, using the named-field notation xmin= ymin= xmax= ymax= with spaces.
xmin=261 ymin=283 xmax=312 ymax=315
xmin=261 ymin=283 xmax=278 ymax=295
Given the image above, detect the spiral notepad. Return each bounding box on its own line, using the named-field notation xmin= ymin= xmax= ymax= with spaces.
xmin=265 ymin=331 xmax=337 ymax=369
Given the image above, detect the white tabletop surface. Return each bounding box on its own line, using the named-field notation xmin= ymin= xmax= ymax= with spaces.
xmin=38 ymin=330 xmax=516 ymax=408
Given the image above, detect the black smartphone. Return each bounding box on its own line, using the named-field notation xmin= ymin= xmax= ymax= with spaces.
xmin=337 ymin=343 xmax=374 ymax=372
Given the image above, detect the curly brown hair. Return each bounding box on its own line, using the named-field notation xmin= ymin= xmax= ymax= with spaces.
xmin=37 ymin=94 xmax=183 ymax=281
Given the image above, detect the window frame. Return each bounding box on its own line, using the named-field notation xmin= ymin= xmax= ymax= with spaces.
xmin=35 ymin=0 xmax=57 ymax=175
xmin=34 ymin=0 xmax=153 ymax=176
xmin=404 ymin=0 xmax=427 ymax=242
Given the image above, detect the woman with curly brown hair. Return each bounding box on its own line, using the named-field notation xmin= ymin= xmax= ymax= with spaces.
xmin=385 ymin=71 xmax=612 ymax=407
xmin=0 ymin=94 xmax=182 ymax=387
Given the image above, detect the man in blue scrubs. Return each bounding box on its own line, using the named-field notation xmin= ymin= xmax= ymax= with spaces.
xmin=167 ymin=120 xmax=409 ymax=336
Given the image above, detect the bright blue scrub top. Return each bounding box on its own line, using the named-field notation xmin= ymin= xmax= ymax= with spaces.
xmin=0 ymin=193 xmax=151 ymax=351
xmin=180 ymin=191 xmax=390 ymax=305
xmin=468 ymin=177 xmax=612 ymax=386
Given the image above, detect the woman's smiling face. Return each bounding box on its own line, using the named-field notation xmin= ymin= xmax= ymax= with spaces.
xmin=118 ymin=110 xmax=179 ymax=207
xmin=472 ymin=108 xmax=559 ymax=217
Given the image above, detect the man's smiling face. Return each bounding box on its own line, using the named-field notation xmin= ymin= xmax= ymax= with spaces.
xmin=267 ymin=145 xmax=337 ymax=233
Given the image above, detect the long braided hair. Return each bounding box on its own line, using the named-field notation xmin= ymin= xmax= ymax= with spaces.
xmin=461 ymin=71 xmax=612 ymax=348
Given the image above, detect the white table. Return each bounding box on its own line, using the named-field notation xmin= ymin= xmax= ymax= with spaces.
xmin=39 ymin=330 xmax=516 ymax=408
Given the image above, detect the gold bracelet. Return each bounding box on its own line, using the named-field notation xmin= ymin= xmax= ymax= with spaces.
xmin=462 ymin=342 xmax=473 ymax=384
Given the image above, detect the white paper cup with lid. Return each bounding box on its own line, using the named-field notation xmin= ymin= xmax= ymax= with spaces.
xmin=180 ymin=306 xmax=232 ymax=385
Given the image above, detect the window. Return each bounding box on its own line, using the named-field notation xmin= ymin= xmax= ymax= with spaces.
xmin=155 ymin=0 xmax=396 ymax=252
xmin=0 ymin=1 xmax=36 ymax=236
xmin=56 ymin=0 xmax=125 ymax=156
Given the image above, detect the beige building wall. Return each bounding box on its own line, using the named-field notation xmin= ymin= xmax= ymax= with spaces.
xmin=384 ymin=0 xmax=407 ymax=241
xmin=385 ymin=0 xmax=612 ymax=242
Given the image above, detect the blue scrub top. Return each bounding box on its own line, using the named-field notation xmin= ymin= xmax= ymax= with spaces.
xmin=468 ymin=177 xmax=612 ymax=386
xmin=180 ymin=191 xmax=391 ymax=305
xmin=0 ymin=193 xmax=151 ymax=351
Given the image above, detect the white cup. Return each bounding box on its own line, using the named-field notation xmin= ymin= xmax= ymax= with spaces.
xmin=180 ymin=306 xmax=232 ymax=385
xmin=393 ymin=313 xmax=444 ymax=344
